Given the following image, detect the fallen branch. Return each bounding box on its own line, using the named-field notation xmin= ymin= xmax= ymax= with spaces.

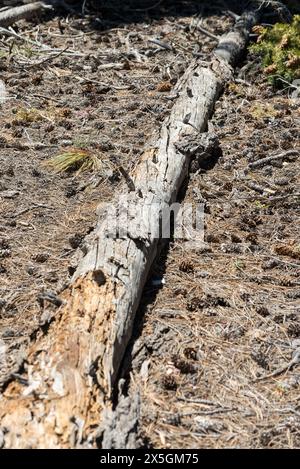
xmin=248 ymin=149 xmax=299 ymax=169
xmin=197 ymin=23 xmax=220 ymax=41
xmin=253 ymin=349 xmax=300 ymax=382
xmin=0 ymin=7 xmax=260 ymax=449
xmin=0 ymin=2 xmax=50 ymax=27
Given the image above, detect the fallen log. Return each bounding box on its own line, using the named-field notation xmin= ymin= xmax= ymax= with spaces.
xmin=0 ymin=8 xmax=260 ymax=448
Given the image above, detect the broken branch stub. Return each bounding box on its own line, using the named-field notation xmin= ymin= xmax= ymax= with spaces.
xmin=0 ymin=9 xmax=260 ymax=448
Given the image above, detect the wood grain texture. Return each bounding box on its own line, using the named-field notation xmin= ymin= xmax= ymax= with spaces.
xmin=0 ymin=10 xmax=259 ymax=448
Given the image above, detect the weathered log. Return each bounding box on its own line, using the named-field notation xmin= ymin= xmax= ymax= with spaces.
xmin=0 ymin=9 xmax=260 ymax=448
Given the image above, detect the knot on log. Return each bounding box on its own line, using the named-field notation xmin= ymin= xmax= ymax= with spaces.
xmin=175 ymin=131 xmax=222 ymax=173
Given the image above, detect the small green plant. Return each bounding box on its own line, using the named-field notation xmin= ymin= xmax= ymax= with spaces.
xmin=46 ymin=148 xmax=102 ymax=173
xmin=234 ymin=259 xmax=245 ymax=271
xmin=72 ymin=136 xmax=93 ymax=150
xmin=249 ymin=102 xmax=278 ymax=119
xmin=254 ymin=200 xmax=270 ymax=209
xmin=250 ymin=15 xmax=300 ymax=86
xmin=15 ymin=108 xmax=43 ymax=123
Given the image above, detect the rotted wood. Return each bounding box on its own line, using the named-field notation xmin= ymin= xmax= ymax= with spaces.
xmin=0 ymin=9 xmax=260 ymax=448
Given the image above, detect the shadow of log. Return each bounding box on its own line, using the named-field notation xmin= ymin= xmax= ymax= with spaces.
xmin=41 ymin=0 xmax=251 ymax=31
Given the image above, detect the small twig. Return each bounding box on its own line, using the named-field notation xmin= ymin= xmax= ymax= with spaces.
xmin=148 ymin=38 xmax=173 ymax=51
xmin=248 ymin=149 xmax=299 ymax=169
xmin=268 ymin=256 xmax=300 ymax=269
xmin=178 ymin=397 xmax=221 ymax=406
xmin=268 ymin=192 xmax=300 ymax=202
xmin=124 ymin=31 xmax=144 ymax=63
xmin=81 ymin=0 xmax=87 ymax=15
xmin=0 ymin=26 xmax=38 ymax=45
xmin=29 ymin=93 xmax=62 ymax=103
xmin=247 ymin=181 xmax=265 ymax=194
xmin=0 ymin=2 xmax=50 ymax=28
xmin=197 ymin=24 xmax=220 ymax=41
xmin=74 ymin=75 xmax=129 ymax=91
xmin=234 ymin=78 xmax=252 ymax=86
xmin=224 ymin=10 xmax=240 ymax=20
xmin=20 ymin=47 xmax=69 ymax=68
xmin=253 ymin=349 xmax=300 ymax=382
xmin=98 ymin=63 xmax=126 ymax=71
xmin=179 ymin=408 xmax=235 ymax=417
xmin=224 ymin=191 xmax=300 ymax=203
xmin=0 ymin=26 xmax=84 ymax=57
xmin=5 ymin=203 xmax=55 ymax=219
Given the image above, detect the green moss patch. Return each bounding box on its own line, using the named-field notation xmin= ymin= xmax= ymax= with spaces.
xmin=250 ymin=15 xmax=300 ymax=86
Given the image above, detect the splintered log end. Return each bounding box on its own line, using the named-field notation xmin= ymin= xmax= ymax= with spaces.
xmin=0 ymin=271 xmax=116 ymax=449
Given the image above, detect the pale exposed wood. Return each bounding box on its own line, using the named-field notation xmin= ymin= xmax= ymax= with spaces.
xmin=0 ymin=9 xmax=260 ymax=448
xmin=0 ymin=79 xmax=6 ymax=104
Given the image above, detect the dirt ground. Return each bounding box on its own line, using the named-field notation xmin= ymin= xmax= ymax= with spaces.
xmin=0 ymin=0 xmax=300 ymax=449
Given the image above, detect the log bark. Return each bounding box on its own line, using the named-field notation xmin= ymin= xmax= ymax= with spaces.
xmin=0 ymin=9 xmax=260 ymax=448
xmin=99 ymin=387 xmax=141 ymax=449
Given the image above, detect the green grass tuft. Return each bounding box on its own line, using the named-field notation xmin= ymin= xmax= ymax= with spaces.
xmin=46 ymin=148 xmax=102 ymax=174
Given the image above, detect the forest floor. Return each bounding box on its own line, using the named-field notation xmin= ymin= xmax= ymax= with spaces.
xmin=0 ymin=0 xmax=300 ymax=449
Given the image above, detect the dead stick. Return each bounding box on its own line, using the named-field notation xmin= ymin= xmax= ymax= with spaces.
xmin=253 ymin=350 xmax=300 ymax=382
xmin=0 ymin=2 xmax=50 ymax=27
xmin=248 ymin=149 xmax=299 ymax=169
